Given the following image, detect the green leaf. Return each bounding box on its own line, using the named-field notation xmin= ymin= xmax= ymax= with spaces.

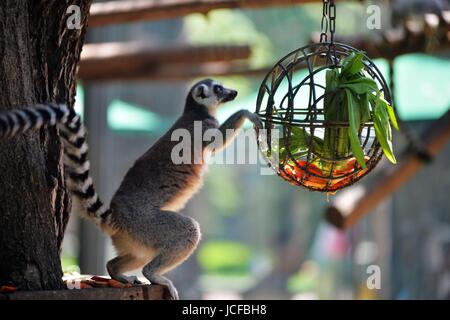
xmin=348 ymin=53 xmax=365 ymax=75
xmin=376 ymin=95 xmax=399 ymax=131
xmin=346 ymin=89 xmax=367 ymax=169
xmin=292 ymin=127 xmax=324 ymax=152
xmin=279 ymin=127 xmax=324 ymax=159
xmin=324 ymin=69 xmax=350 ymax=158
xmin=386 ymin=104 xmax=399 ymax=131
xmin=339 ymin=78 xmax=379 ymax=96
xmin=373 ymin=100 xmax=397 ymax=164
xmin=346 ymin=77 xmax=378 ymax=87
xmin=360 ymin=93 xmax=371 ymax=124
xmin=340 ymin=53 xmax=354 ymax=74
xmin=341 ymin=52 xmax=365 ymax=76
xmin=326 ymin=69 xmax=339 ymax=91
xmin=378 ymin=103 xmax=392 ymax=141
xmin=324 ymin=69 xmax=339 ymax=120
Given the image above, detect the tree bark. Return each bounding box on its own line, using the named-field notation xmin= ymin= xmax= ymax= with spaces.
xmin=0 ymin=0 xmax=91 ymax=290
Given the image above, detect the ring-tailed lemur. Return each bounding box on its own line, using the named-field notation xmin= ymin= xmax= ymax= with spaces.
xmin=0 ymin=79 xmax=262 ymax=299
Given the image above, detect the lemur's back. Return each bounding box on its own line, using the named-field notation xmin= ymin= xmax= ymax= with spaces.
xmin=109 ymin=111 xmax=219 ymax=230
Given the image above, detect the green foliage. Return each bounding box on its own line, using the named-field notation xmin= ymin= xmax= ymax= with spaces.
xmin=197 ymin=241 xmax=252 ymax=275
xmin=346 ymin=88 xmax=366 ymax=168
xmin=61 ymin=255 xmax=80 ymax=275
xmin=341 ymin=51 xmax=364 ymax=75
xmin=339 ymin=78 xmax=379 ymax=94
xmin=184 ymin=9 xmax=274 ymax=100
xmin=371 ymin=95 xmax=397 ymax=164
xmin=206 ymin=167 xmax=240 ymax=214
xmin=283 ymin=52 xmax=398 ymax=168
xmin=279 ymin=127 xmax=324 ymax=160
xmin=184 ymin=10 xmax=273 ymax=68
xmin=287 ymin=272 xmax=317 ymax=293
xmin=323 ymin=67 xmax=350 ymax=160
xmin=332 ymin=52 xmax=398 ymax=166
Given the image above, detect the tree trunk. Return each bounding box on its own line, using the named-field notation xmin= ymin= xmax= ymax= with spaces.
xmin=0 ymin=0 xmax=91 ymax=290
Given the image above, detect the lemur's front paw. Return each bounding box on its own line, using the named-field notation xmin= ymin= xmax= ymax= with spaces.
xmin=247 ymin=111 xmax=263 ymax=130
xmin=127 ymin=276 xmax=143 ymax=285
xmin=114 ymin=275 xmax=143 ymax=285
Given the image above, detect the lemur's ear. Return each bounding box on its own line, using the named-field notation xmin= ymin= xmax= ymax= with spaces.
xmin=193 ymin=84 xmax=209 ymax=99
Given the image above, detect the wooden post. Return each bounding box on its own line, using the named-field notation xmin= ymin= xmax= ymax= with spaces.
xmin=326 ymin=110 xmax=450 ymax=230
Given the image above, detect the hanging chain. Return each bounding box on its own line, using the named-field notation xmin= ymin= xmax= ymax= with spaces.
xmin=319 ymin=0 xmax=336 ymax=44
xmin=319 ymin=0 xmax=329 ymax=43
xmin=329 ymin=0 xmax=336 ymax=44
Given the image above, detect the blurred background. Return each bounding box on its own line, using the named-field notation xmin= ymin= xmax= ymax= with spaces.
xmin=62 ymin=0 xmax=450 ymax=299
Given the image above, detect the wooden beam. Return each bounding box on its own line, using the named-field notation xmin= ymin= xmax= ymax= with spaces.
xmin=80 ymin=10 xmax=450 ymax=81
xmin=79 ymin=59 xmax=269 ymax=82
xmin=127 ymin=62 xmax=269 ymax=80
xmin=89 ymin=0 xmax=320 ymax=27
xmin=325 ymin=110 xmax=450 ymax=230
xmin=78 ymin=43 xmax=252 ymax=81
xmin=78 ymin=30 xmax=449 ymax=82
xmin=81 ymin=9 xmax=450 ymax=82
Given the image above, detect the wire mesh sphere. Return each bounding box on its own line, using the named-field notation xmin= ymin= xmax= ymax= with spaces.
xmin=256 ymin=43 xmax=392 ymax=193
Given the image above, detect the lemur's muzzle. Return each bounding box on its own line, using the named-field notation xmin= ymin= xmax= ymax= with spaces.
xmin=222 ymin=89 xmax=238 ymax=102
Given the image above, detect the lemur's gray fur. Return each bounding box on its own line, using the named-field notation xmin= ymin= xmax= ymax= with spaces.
xmin=0 ymin=79 xmax=262 ymax=299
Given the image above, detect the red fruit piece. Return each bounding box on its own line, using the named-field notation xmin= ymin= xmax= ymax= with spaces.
xmin=80 ymin=282 xmax=93 ymax=289
xmin=0 ymin=285 xmax=17 ymax=293
xmin=333 ymin=156 xmax=368 ymax=175
xmin=108 ymin=279 xmax=126 ymax=288
xmin=279 ymin=161 xmax=329 ymax=189
xmin=91 ymin=276 xmax=109 ymax=283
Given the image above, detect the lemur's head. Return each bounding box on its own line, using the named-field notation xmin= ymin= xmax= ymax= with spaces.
xmin=186 ymin=79 xmax=238 ymax=115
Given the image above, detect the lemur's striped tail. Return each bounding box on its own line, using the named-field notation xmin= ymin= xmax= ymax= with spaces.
xmin=0 ymin=103 xmax=110 ymax=226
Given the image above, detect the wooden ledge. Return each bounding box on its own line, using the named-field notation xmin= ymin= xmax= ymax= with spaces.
xmin=0 ymin=284 xmax=170 ymax=300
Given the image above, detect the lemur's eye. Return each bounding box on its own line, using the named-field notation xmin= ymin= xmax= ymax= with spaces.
xmin=213 ymin=85 xmax=223 ymax=94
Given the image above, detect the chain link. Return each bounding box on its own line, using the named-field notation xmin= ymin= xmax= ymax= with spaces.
xmin=319 ymin=0 xmax=329 ymax=43
xmin=319 ymin=0 xmax=336 ymax=44
xmin=329 ymin=0 xmax=336 ymax=44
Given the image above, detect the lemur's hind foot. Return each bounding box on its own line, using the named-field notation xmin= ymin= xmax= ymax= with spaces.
xmin=106 ymin=255 xmax=143 ymax=285
xmin=146 ymin=274 xmax=179 ymax=300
